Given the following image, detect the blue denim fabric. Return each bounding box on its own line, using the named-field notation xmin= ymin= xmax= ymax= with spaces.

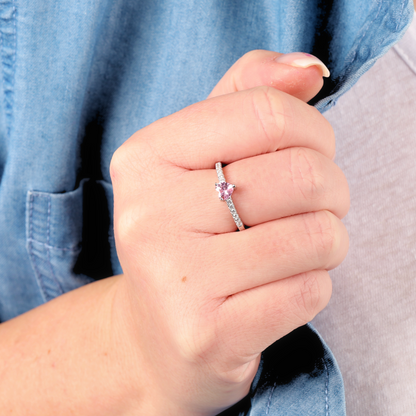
xmin=219 ymin=325 xmax=345 ymax=416
xmin=0 ymin=0 xmax=413 ymax=414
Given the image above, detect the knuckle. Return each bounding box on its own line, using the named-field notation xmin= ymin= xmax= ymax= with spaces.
xmin=340 ymin=170 xmax=351 ymax=218
xmin=110 ymin=141 xmax=141 ymax=182
xmin=175 ymin=319 xmax=218 ymax=364
xmin=114 ymin=206 xmax=141 ymax=247
xmin=288 ymin=147 xmax=325 ymax=201
xmin=302 ymin=104 xmax=336 ymax=159
xmin=110 ymin=134 xmax=158 ymax=188
xmin=326 ymin=121 xmax=336 ymax=159
xmin=318 ymin=113 xmax=336 ymax=159
xmin=249 ymin=86 xmax=286 ymax=152
xmin=109 ymin=147 xmax=125 ymax=183
xmin=231 ymin=50 xmax=276 ymax=93
xmin=291 ymin=272 xmax=323 ymax=321
xmin=303 ymin=210 xmax=338 ymax=265
xmin=239 ymin=49 xmax=265 ymax=63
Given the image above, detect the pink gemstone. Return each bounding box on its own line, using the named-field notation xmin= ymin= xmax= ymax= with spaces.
xmin=215 ymin=181 xmax=235 ymax=200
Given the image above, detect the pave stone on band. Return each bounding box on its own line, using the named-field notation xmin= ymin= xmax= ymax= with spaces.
xmin=215 ymin=162 xmax=245 ymax=231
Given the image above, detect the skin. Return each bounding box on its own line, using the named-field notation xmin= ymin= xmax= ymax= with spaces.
xmin=0 ymin=50 xmax=349 ymax=415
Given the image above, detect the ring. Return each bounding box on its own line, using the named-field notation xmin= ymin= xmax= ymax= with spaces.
xmin=215 ymin=162 xmax=245 ymax=231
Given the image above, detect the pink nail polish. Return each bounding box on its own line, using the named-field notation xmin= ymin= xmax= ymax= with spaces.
xmin=275 ymin=52 xmax=330 ymax=78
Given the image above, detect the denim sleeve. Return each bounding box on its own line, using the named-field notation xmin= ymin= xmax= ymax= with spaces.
xmin=219 ymin=325 xmax=345 ymax=416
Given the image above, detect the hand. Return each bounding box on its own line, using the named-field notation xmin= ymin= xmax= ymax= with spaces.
xmin=110 ymin=50 xmax=349 ymax=415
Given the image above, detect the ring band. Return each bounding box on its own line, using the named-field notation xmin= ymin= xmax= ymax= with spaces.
xmin=215 ymin=162 xmax=245 ymax=231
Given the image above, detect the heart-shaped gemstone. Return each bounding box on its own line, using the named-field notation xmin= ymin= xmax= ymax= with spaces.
xmin=215 ymin=181 xmax=235 ymax=201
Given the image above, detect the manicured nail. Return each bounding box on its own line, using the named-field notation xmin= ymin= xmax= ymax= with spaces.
xmin=275 ymin=52 xmax=330 ymax=78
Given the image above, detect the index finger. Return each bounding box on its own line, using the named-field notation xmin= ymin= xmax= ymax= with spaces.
xmin=129 ymin=86 xmax=335 ymax=169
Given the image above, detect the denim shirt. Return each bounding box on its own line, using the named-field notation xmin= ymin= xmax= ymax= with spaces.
xmin=0 ymin=0 xmax=412 ymax=414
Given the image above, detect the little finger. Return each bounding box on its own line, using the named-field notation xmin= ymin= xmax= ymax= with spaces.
xmin=215 ymin=270 xmax=332 ymax=368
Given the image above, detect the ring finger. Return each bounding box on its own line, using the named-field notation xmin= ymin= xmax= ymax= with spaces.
xmin=175 ymin=147 xmax=349 ymax=233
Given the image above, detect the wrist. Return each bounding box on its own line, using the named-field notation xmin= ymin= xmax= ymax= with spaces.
xmin=113 ymin=274 xmax=257 ymax=416
xmin=0 ymin=275 xmax=143 ymax=416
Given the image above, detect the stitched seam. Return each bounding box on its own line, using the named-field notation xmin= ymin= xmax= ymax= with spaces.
xmin=0 ymin=1 xmax=17 ymax=137
xmin=46 ymin=195 xmax=51 ymax=245
xmin=29 ymin=193 xmax=34 ymax=241
xmin=28 ymin=192 xmax=81 ymax=251
xmin=349 ymin=0 xmax=406 ymax=68
xmin=395 ymin=0 xmax=407 ymax=31
xmin=349 ymin=0 xmax=383 ymax=64
xmin=28 ymin=194 xmax=65 ymax=300
xmin=342 ymin=0 xmax=407 ymax=99
xmin=28 ymin=240 xmax=48 ymax=302
xmin=372 ymin=0 xmax=406 ymax=50
xmin=265 ymin=382 xmax=277 ymax=415
xmin=323 ymin=359 xmax=329 ymax=416
xmin=28 ymin=193 xmax=48 ymax=303
xmin=0 ymin=14 xmax=2 ymax=116
xmin=45 ymin=195 xmax=63 ymax=296
xmin=26 ymin=238 xmax=81 ymax=252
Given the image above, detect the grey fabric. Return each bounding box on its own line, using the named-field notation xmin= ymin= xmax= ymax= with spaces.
xmin=312 ymin=13 xmax=416 ymax=416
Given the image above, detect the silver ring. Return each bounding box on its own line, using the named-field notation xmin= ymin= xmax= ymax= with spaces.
xmin=215 ymin=162 xmax=245 ymax=231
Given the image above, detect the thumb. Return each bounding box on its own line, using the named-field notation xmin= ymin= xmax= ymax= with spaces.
xmin=208 ymin=50 xmax=330 ymax=102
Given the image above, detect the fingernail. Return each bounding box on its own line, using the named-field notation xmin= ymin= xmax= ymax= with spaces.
xmin=275 ymin=52 xmax=330 ymax=78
